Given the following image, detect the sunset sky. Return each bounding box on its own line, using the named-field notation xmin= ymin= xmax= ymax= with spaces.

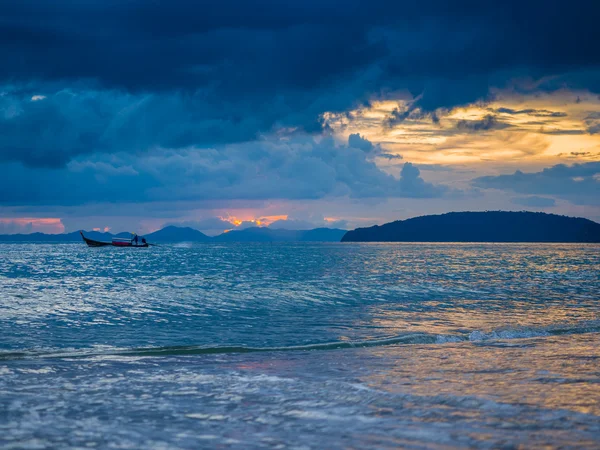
xmin=1 ymin=0 xmax=599 ymax=234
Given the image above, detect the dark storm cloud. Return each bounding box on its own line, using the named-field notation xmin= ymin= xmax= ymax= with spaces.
xmin=493 ymin=108 xmax=567 ymax=118
xmin=584 ymin=113 xmax=600 ymax=134
xmin=455 ymin=115 xmax=509 ymax=132
xmin=347 ymin=133 xmax=401 ymax=160
xmin=473 ymin=162 xmax=600 ymax=205
xmin=539 ymin=129 xmax=587 ymax=136
xmin=1 ymin=0 xmax=600 ymax=207
xmin=0 ymin=136 xmax=448 ymax=206
xmin=2 ymin=1 xmax=600 ymax=105
xmin=397 ymin=163 xmax=446 ymax=198
xmin=348 ymin=134 xmax=374 ymax=152
xmin=383 ymin=105 xmax=441 ymax=128
xmin=385 ymin=107 xmax=412 ymax=127
xmin=0 ymin=88 xmax=285 ymax=168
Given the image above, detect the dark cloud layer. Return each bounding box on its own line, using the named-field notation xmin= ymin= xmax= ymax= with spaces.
xmin=348 ymin=134 xmax=374 ymax=152
xmin=494 ymin=108 xmax=567 ymax=118
xmin=585 ymin=113 xmax=600 ymax=134
xmin=474 ymin=162 xmax=600 ymax=205
xmin=0 ymin=136 xmax=446 ymax=207
xmin=2 ymin=1 xmax=600 ymax=148
xmin=2 ymin=1 xmax=600 ymax=133
xmin=5 ymin=1 xmax=599 ymax=89
xmin=1 ymin=0 xmax=600 ymax=214
xmin=0 ymin=88 xmax=283 ymax=168
xmin=455 ymin=114 xmax=509 ymax=132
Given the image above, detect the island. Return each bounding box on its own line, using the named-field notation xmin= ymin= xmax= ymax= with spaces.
xmin=341 ymin=211 xmax=600 ymax=243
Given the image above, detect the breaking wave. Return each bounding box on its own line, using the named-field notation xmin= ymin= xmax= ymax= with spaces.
xmin=2 ymin=320 xmax=599 ymax=362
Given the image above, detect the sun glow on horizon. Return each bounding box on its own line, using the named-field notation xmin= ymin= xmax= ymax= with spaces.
xmin=219 ymin=214 xmax=288 ymax=228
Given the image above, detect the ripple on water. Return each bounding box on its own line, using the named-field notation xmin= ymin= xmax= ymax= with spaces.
xmin=0 ymin=242 xmax=599 ymax=448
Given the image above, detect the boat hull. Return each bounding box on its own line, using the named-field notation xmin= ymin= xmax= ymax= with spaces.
xmin=80 ymin=232 xmax=149 ymax=248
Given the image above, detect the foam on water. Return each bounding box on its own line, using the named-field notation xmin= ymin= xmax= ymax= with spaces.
xmin=2 ymin=319 xmax=600 ymax=361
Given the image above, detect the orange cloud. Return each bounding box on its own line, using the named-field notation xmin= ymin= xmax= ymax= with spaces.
xmin=323 ymin=91 xmax=600 ymax=173
xmin=258 ymin=215 xmax=288 ymax=225
xmin=220 ymin=214 xmax=288 ymax=228
xmin=0 ymin=218 xmax=65 ymax=234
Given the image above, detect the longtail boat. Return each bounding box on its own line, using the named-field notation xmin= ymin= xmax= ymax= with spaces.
xmin=80 ymin=231 xmax=149 ymax=248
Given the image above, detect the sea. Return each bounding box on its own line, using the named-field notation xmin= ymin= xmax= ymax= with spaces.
xmin=1 ymin=242 xmax=599 ymax=449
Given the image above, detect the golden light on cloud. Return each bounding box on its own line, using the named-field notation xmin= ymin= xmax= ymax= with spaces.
xmin=220 ymin=214 xmax=288 ymax=228
xmin=323 ymin=91 xmax=600 ymax=173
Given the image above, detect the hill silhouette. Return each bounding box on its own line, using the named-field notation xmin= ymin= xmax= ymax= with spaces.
xmin=0 ymin=230 xmax=113 ymax=243
xmin=3 ymin=213 xmax=599 ymax=243
xmin=298 ymin=228 xmax=347 ymax=242
xmin=0 ymin=226 xmax=346 ymax=243
xmin=145 ymin=226 xmax=211 ymax=242
xmin=341 ymin=211 xmax=600 ymax=243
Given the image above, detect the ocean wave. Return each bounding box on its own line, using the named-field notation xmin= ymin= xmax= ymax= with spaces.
xmin=468 ymin=320 xmax=600 ymax=342
xmin=2 ymin=321 xmax=599 ymax=362
xmin=0 ymin=333 xmax=440 ymax=361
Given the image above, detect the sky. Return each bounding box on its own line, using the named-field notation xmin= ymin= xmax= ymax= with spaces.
xmin=1 ymin=0 xmax=600 ymax=235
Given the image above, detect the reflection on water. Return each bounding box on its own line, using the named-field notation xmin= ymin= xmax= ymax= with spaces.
xmin=0 ymin=243 xmax=599 ymax=448
xmin=366 ymin=334 xmax=600 ymax=416
xmin=364 ymin=302 xmax=600 ymax=339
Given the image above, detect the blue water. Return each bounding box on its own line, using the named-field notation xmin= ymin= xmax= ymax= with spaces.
xmin=1 ymin=243 xmax=599 ymax=448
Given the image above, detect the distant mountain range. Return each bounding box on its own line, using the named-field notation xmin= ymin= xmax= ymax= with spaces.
xmin=146 ymin=226 xmax=212 ymax=242
xmin=0 ymin=225 xmax=347 ymax=243
xmin=2 ymin=212 xmax=599 ymax=244
xmin=341 ymin=211 xmax=600 ymax=243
